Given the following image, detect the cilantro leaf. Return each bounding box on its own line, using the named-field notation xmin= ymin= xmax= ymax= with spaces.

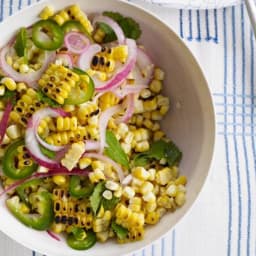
xmin=102 ymin=196 xmax=120 ymax=211
xmin=0 ymin=89 xmax=17 ymax=104
xmin=36 ymin=90 xmax=60 ymax=107
xmin=104 ymin=130 xmax=129 ymax=169
xmin=111 ymin=221 xmax=128 ymax=240
xmin=89 ymin=181 xmax=105 ymax=215
xmin=133 ymin=140 xmax=182 ymax=167
xmin=14 ymin=27 xmax=27 ymax=57
xmin=99 ymin=11 xmax=141 ymax=42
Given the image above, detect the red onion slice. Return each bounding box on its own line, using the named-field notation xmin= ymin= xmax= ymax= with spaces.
xmin=93 ymin=15 xmax=125 ymax=44
xmin=0 ymin=45 xmax=56 ymax=88
xmin=99 ymin=105 xmax=122 ymax=153
xmin=116 ymin=94 xmax=135 ymax=124
xmin=56 ymin=53 xmax=73 ymax=68
xmin=64 ymin=32 xmax=90 ymax=54
xmin=25 ymin=108 xmax=69 ymax=168
xmin=95 ymin=38 xmax=137 ymax=92
xmin=0 ymin=168 xmax=89 ymax=197
xmin=78 ymin=44 xmax=102 ymax=71
xmin=84 ymin=140 xmax=100 ymax=152
xmin=112 ymin=84 xmax=147 ymax=99
xmin=47 ymin=230 xmax=61 ymax=241
xmin=134 ymin=48 xmax=154 ymax=85
xmin=0 ymin=100 xmax=12 ymax=145
xmin=83 ymin=152 xmax=124 ymax=182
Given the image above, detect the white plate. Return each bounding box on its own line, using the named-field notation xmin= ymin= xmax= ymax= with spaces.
xmin=141 ymin=0 xmax=241 ymax=9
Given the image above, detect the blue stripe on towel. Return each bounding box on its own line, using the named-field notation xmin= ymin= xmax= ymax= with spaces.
xmin=196 ymin=10 xmax=201 ymax=41
xmin=223 ymin=7 xmax=232 ymax=256
xmin=179 ymin=10 xmax=184 ymax=38
xmin=187 ymin=10 xmax=193 ymax=41
xmin=240 ymin=4 xmax=251 ymax=256
xmin=231 ymin=6 xmax=242 ymax=256
xmin=171 ymin=230 xmax=176 ymax=256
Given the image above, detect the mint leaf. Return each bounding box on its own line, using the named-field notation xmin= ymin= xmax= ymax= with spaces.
xmin=133 ymin=140 xmax=182 ymax=167
xmin=14 ymin=27 xmax=27 ymax=57
xmin=104 ymin=130 xmax=129 ymax=169
xmin=111 ymin=221 xmax=128 ymax=240
xmin=102 ymin=196 xmax=119 ymax=211
xmin=89 ymin=181 xmax=105 ymax=215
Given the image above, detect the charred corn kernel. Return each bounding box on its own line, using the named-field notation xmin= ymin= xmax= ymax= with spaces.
xmin=91 ymin=54 xmax=115 ymax=73
xmin=112 ymin=45 xmax=128 ymax=63
xmin=175 ymin=191 xmax=186 ymax=206
xmin=156 ymin=167 xmax=172 ymax=185
xmin=175 ymin=175 xmax=187 ymax=185
xmin=92 ymin=160 xmax=104 ymax=171
xmin=39 ymin=5 xmax=54 ymax=19
xmin=1 ymin=77 xmax=16 ymax=91
xmin=0 ymin=85 xmax=5 ymax=96
xmin=145 ymin=211 xmax=160 ymax=225
xmin=143 ymin=97 xmax=157 ymax=112
xmin=153 ymin=130 xmax=165 ymax=141
xmin=19 ymin=202 xmax=30 ymax=214
xmin=140 ymin=88 xmax=152 ymax=99
xmin=166 ymin=184 xmax=177 ymax=197
xmin=79 ymin=157 xmax=92 ymax=169
xmin=87 ymin=115 xmax=99 ymax=126
xmin=99 ymin=92 xmax=119 ymax=111
xmin=17 ymin=146 xmax=33 ymax=169
xmin=144 ymin=119 xmax=154 ymax=130
xmin=140 ymin=181 xmax=154 ymax=195
xmin=135 ymin=141 xmax=150 ymax=152
xmin=89 ymin=169 xmax=105 ymax=183
xmin=56 ymin=116 xmax=78 ymax=131
xmin=61 ymin=142 xmax=85 ymax=171
xmin=132 ymin=167 xmax=150 ymax=181
xmin=128 ymin=197 xmax=142 ymax=212
xmin=154 ymin=68 xmax=165 ymax=80
xmin=134 ymin=98 xmax=144 ymax=114
xmin=123 ymin=186 xmax=135 ymax=199
xmin=105 ymin=180 xmax=119 ymax=191
xmin=102 ymin=190 xmax=113 ymax=200
xmin=77 ymin=102 xmax=98 ymax=124
xmin=149 ymin=79 xmax=162 ymax=93
xmin=142 ymin=191 xmax=156 ymax=202
xmin=53 ymin=175 xmax=67 ymax=186
xmin=6 ymin=125 xmax=21 ymax=139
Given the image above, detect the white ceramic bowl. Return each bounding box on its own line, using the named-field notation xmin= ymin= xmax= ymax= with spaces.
xmin=0 ymin=0 xmax=215 ymax=255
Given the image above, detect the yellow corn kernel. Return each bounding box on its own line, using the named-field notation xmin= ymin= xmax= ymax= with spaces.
xmin=128 ymin=197 xmax=142 ymax=212
xmin=112 ymin=45 xmax=128 ymax=63
xmin=166 ymin=184 xmax=177 ymax=197
xmin=142 ymin=191 xmax=156 ymax=202
xmin=143 ymin=97 xmax=157 ymax=112
xmin=175 ymin=175 xmax=187 ymax=185
xmin=154 ymin=130 xmax=165 ymax=141
xmin=140 ymin=88 xmax=152 ymax=99
xmin=134 ymin=141 xmax=150 ymax=152
xmin=105 ymin=180 xmax=119 ymax=191
xmin=89 ymin=170 xmax=105 ymax=183
xmin=102 ymin=190 xmax=113 ymax=200
xmin=19 ymin=64 xmax=30 ymax=74
xmin=1 ymin=77 xmax=16 ymax=91
xmin=6 ymin=125 xmax=22 ymax=139
xmin=0 ymin=85 xmax=5 ymax=96
xmin=16 ymin=82 xmax=27 ymax=93
xmin=79 ymin=157 xmax=92 ymax=169
xmin=144 ymin=119 xmax=154 ymax=130
xmin=0 ymin=100 xmax=5 ymax=110
xmin=156 ymin=167 xmax=172 ymax=185
xmin=122 ymin=186 xmax=135 ymax=199
xmin=93 ymin=28 xmax=105 ymax=43
xmin=134 ymin=98 xmax=144 ymax=114
xmin=39 ymin=6 xmax=54 ymax=19
xmin=157 ymin=95 xmax=169 ymax=107
xmin=51 ymin=223 xmax=65 ymax=234
xmin=6 ymin=55 xmax=13 ymax=66
xmin=145 ymin=201 xmax=157 ymax=213
xmin=175 ymin=191 xmax=186 ymax=206
xmin=160 ymin=105 xmax=169 ymax=116
xmin=157 ymin=195 xmax=173 ymax=209
xmin=145 ymin=211 xmax=160 ymax=225
xmin=53 ymin=175 xmax=68 ymax=186
xmin=140 ymin=181 xmax=154 ymax=195
xmin=2 ymin=134 xmax=11 ymax=145
xmin=96 ymin=231 xmax=109 ymax=242
xmin=63 ymin=105 xmax=75 ymax=112
xmin=149 ymin=79 xmax=162 ymax=93
xmin=132 ymin=167 xmax=150 ymax=181
xmin=154 ymin=68 xmax=165 ymax=80
xmin=92 ymin=160 xmax=105 ymax=171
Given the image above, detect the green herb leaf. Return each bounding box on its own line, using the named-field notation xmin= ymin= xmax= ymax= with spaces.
xmin=102 ymin=196 xmax=120 ymax=211
xmin=111 ymin=221 xmax=128 ymax=240
xmin=100 ymin=11 xmax=142 ymax=42
xmin=0 ymin=89 xmax=17 ymax=104
xmin=104 ymin=130 xmax=129 ymax=169
xmin=39 ymin=145 xmax=56 ymax=159
xmin=36 ymin=90 xmax=60 ymax=107
xmin=14 ymin=27 xmax=27 ymax=57
xmin=89 ymin=181 xmax=105 ymax=215
xmin=133 ymin=140 xmax=182 ymax=167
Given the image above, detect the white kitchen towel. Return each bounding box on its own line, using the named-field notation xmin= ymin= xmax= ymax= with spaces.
xmin=0 ymin=1 xmax=255 ymax=256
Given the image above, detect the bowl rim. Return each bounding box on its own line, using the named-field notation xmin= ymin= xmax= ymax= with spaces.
xmin=0 ymin=0 xmax=216 ymax=255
